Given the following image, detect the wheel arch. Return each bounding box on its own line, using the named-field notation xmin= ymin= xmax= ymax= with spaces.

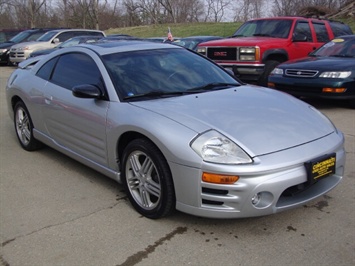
xmin=262 ymin=49 xmax=289 ymax=64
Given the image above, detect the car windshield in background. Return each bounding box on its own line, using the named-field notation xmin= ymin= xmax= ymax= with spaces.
xmin=9 ymin=31 xmax=40 ymax=43
xmin=313 ymin=37 xmax=355 ymax=57
xmin=36 ymin=31 xmax=58 ymax=42
xmin=174 ymin=40 xmax=199 ymax=50
xmin=103 ymin=48 xmax=239 ymax=100
xmin=233 ymin=19 xmax=292 ymax=38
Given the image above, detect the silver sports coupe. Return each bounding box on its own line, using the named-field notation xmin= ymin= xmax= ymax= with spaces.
xmin=6 ymin=41 xmax=346 ymax=219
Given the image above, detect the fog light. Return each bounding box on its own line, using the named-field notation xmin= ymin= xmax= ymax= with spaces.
xmin=251 ymin=192 xmax=274 ymax=208
xmin=251 ymin=193 xmax=261 ymax=205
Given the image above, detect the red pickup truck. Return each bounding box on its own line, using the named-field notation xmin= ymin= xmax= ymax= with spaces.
xmin=197 ymin=16 xmax=353 ymax=86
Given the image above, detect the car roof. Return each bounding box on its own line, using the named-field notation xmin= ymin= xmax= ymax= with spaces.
xmin=46 ymin=29 xmax=104 ymax=34
xmin=80 ymin=40 xmax=182 ymax=55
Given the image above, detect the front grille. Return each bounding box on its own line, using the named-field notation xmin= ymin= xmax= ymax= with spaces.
xmin=207 ymin=47 xmax=237 ymax=61
xmin=285 ymin=69 xmax=318 ymax=77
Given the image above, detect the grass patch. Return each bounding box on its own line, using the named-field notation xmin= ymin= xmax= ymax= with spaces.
xmin=105 ymin=22 xmax=242 ymax=38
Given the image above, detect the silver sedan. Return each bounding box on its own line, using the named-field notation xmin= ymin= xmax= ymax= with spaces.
xmin=6 ymin=41 xmax=346 ymax=219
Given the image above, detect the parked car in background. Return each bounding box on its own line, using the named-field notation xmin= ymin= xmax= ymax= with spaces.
xmin=98 ymin=35 xmax=143 ymax=42
xmin=268 ymin=35 xmax=355 ymax=108
xmin=145 ymin=37 xmax=167 ymax=43
xmin=6 ymin=41 xmax=345 ymax=219
xmin=173 ymin=36 xmax=223 ymax=51
xmin=9 ymin=29 xmax=105 ymax=64
xmin=197 ymin=16 xmax=353 ymax=86
xmin=0 ymin=28 xmax=27 ymax=43
xmin=0 ymin=28 xmax=56 ymax=65
xmin=29 ymin=35 xmax=103 ymax=58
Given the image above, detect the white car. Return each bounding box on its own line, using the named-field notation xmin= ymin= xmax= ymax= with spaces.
xmin=9 ymin=29 xmax=105 ymax=63
xmin=6 ymin=41 xmax=346 ymax=219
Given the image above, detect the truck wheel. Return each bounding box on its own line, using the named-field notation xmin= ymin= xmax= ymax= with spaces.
xmin=259 ymin=60 xmax=281 ymax=87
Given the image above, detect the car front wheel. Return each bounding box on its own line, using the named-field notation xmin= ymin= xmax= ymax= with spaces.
xmin=121 ymin=138 xmax=175 ymax=219
xmin=14 ymin=101 xmax=42 ymax=151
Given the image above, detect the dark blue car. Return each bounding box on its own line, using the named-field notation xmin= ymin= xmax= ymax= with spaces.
xmin=268 ymin=35 xmax=355 ymax=108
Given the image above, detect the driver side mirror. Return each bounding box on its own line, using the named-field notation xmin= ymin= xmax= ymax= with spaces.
xmin=72 ymin=84 xmax=102 ymax=99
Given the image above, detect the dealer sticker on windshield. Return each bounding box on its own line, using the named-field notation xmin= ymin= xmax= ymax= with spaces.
xmin=305 ymin=153 xmax=336 ymax=184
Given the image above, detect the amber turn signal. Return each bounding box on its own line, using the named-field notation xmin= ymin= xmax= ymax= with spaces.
xmin=322 ymin=87 xmax=346 ymax=93
xmin=202 ymin=172 xmax=239 ymax=184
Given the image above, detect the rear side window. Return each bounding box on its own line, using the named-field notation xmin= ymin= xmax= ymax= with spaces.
xmin=294 ymin=21 xmax=313 ymax=42
xmin=312 ymin=23 xmax=330 ymax=43
xmin=36 ymin=57 xmax=59 ymax=80
xmin=56 ymin=32 xmax=75 ymax=42
xmin=50 ymin=52 xmax=103 ymax=91
xmin=329 ymin=22 xmax=353 ymax=37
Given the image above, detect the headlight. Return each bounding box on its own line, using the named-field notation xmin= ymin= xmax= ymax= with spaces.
xmin=239 ymin=47 xmax=260 ymax=61
xmin=197 ymin=47 xmax=206 ymax=55
xmin=17 ymin=46 xmax=29 ymax=51
xmin=190 ymin=130 xmax=252 ymax=164
xmin=271 ymin=68 xmax=283 ymax=75
xmin=319 ymin=71 xmax=351 ymax=78
xmin=1 ymin=48 xmax=8 ymax=53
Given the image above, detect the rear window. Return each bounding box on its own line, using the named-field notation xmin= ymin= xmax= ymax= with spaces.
xmin=329 ymin=22 xmax=353 ymax=37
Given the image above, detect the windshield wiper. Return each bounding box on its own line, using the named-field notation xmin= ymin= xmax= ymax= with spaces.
xmin=330 ymin=54 xmax=353 ymax=58
xmin=188 ymin=82 xmax=239 ymax=93
xmin=123 ymin=90 xmax=186 ymax=100
xmin=252 ymin=34 xmax=270 ymax=37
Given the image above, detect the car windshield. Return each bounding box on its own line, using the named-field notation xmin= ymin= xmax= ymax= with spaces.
xmin=102 ymin=48 xmax=240 ymax=100
xmin=36 ymin=31 xmax=58 ymax=42
xmin=174 ymin=40 xmax=199 ymax=50
xmin=9 ymin=31 xmax=36 ymax=43
xmin=233 ymin=19 xmax=292 ymax=38
xmin=59 ymin=38 xmax=81 ymax=48
xmin=313 ymin=37 xmax=355 ymax=57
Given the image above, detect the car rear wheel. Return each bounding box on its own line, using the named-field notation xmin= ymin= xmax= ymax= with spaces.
xmin=121 ymin=138 xmax=175 ymax=219
xmin=14 ymin=101 xmax=43 ymax=151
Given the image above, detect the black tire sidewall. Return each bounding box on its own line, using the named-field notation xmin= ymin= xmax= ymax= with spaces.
xmin=121 ymin=138 xmax=175 ymax=219
xmin=14 ymin=101 xmax=42 ymax=151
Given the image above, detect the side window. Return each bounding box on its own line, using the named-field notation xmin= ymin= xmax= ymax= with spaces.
xmin=55 ymin=32 xmax=74 ymax=42
xmin=36 ymin=57 xmax=59 ymax=80
xmin=294 ymin=21 xmax=312 ymax=42
xmin=51 ymin=53 xmax=103 ymax=91
xmin=312 ymin=22 xmax=330 ymax=43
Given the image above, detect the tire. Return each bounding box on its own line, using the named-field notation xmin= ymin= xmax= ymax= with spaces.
xmin=259 ymin=60 xmax=281 ymax=87
xmin=121 ymin=138 xmax=175 ymax=219
xmin=14 ymin=101 xmax=43 ymax=151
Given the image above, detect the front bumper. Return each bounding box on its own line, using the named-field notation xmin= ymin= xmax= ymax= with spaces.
xmin=171 ymin=131 xmax=345 ymax=218
xmin=9 ymin=50 xmax=31 ymax=63
xmin=268 ymin=76 xmax=355 ymax=100
xmin=220 ymin=63 xmax=265 ymax=83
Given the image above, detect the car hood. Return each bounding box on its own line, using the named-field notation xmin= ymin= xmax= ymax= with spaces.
xmin=11 ymin=41 xmax=43 ymax=48
xmin=279 ymin=56 xmax=355 ymax=70
xmin=131 ymin=86 xmax=335 ymax=157
xmin=0 ymin=42 xmax=14 ymax=49
xmin=199 ymin=37 xmax=287 ymax=47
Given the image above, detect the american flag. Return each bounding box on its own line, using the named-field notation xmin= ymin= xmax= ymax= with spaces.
xmin=167 ymin=27 xmax=173 ymax=41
